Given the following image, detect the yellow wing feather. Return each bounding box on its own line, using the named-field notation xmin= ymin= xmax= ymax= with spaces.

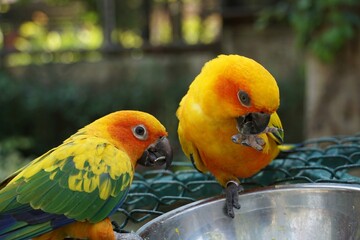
xmin=10 ymin=134 xmax=132 ymax=200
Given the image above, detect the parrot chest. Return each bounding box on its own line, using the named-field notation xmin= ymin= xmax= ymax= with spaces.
xmin=185 ymin=115 xmax=274 ymax=178
xmin=179 ymin=100 xmax=277 ymax=178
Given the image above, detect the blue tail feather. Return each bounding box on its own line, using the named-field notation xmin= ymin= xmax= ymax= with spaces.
xmin=0 ymin=208 xmax=74 ymax=240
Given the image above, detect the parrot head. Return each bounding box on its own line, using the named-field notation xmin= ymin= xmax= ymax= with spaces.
xmin=193 ymin=54 xmax=280 ymax=135
xmin=87 ymin=110 xmax=173 ymax=169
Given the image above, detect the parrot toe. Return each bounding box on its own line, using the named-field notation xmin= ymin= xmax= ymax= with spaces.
xmin=232 ymin=133 xmax=265 ymax=151
xmin=225 ymin=181 xmax=244 ymax=218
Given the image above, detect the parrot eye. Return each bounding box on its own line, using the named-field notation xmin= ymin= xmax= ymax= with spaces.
xmin=238 ymin=91 xmax=251 ymax=107
xmin=132 ymin=124 xmax=148 ymax=140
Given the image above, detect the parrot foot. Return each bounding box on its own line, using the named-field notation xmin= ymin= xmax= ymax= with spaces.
xmin=112 ymin=220 xmax=143 ymax=239
xmin=114 ymin=232 xmax=143 ymax=240
xmin=231 ymin=133 xmax=265 ymax=151
xmin=225 ymin=181 xmax=244 ymax=218
xmin=112 ymin=221 xmax=122 ymax=233
xmin=232 ymin=126 xmax=282 ymax=151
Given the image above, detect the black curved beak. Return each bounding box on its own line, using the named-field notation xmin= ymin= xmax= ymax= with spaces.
xmin=138 ymin=136 xmax=173 ymax=169
xmin=236 ymin=112 xmax=270 ymax=135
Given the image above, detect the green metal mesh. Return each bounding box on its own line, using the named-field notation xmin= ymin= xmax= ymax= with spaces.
xmin=112 ymin=133 xmax=360 ymax=231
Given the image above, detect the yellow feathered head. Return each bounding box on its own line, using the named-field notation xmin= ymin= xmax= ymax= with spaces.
xmin=189 ymin=54 xmax=280 ymax=134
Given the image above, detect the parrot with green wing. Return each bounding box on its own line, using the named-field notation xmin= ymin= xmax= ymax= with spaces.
xmin=0 ymin=110 xmax=172 ymax=240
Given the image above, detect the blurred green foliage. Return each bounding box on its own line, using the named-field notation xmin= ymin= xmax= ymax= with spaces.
xmin=257 ymin=0 xmax=360 ymax=62
xmin=0 ymin=137 xmax=32 ymax=180
xmin=0 ymin=62 xmax=192 ymax=179
xmin=1 ymin=0 xmax=221 ymax=66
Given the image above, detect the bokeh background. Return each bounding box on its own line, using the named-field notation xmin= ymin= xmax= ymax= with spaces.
xmin=0 ymin=0 xmax=359 ymax=180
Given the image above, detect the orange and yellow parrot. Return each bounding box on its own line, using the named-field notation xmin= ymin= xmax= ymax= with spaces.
xmin=0 ymin=110 xmax=172 ymax=240
xmin=177 ymin=55 xmax=284 ymax=218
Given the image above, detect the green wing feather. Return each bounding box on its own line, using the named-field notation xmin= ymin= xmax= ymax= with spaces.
xmin=268 ymin=112 xmax=284 ymax=145
xmin=0 ymin=134 xmax=134 ymax=223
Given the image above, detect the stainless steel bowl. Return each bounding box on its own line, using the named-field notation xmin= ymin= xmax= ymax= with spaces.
xmin=137 ymin=184 xmax=360 ymax=240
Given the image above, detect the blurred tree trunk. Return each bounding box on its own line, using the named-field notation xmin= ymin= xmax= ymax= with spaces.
xmin=305 ymin=40 xmax=360 ymax=138
xmin=168 ymin=0 xmax=182 ymax=44
xmin=99 ymin=0 xmax=116 ymax=51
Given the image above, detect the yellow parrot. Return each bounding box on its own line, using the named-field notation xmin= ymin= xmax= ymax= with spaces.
xmin=0 ymin=110 xmax=172 ymax=240
xmin=177 ymin=55 xmax=284 ymax=217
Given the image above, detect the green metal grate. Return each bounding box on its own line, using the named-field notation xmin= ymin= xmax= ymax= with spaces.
xmin=112 ymin=133 xmax=360 ymax=231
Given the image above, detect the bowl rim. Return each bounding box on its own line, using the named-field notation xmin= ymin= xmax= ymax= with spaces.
xmin=136 ymin=182 xmax=360 ymax=235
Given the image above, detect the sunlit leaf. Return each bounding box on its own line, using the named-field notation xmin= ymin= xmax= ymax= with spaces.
xmin=118 ymin=30 xmax=143 ymax=48
xmin=14 ymin=37 xmax=31 ymax=51
xmin=201 ymin=14 xmax=221 ymax=44
xmin=182 ymin=15 xmax=201 ymax=44
xmin=46 ymin=31 xmax=62 ymax=51
xmin=0 ymin=30 xmax=3 ymax=48
xmin=7 ymin=53 xmax=32 ymax=67
xmin=19 ymin=22 xmax=43 ymax=38
xmin=78 ymin=25 xmax=103 ymax=49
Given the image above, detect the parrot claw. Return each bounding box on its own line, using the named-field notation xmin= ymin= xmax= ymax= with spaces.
xmin=232 ymin=133 xmax=265 ymax=151
xmin=225 ymin=181 xmax=244 ymax=218
xmin=112 ymin=221 xmax=122 ymax=233
xmin=264 ymin=126 xmax=281 ymax=134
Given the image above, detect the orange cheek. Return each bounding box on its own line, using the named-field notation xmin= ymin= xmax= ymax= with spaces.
xmin=214 ymin=77 xmax=237 ymax=104
xmin=213 ymin=77 xmax=254 ymax=113
xmin=108 ymin=124 xmax=128 ymax=143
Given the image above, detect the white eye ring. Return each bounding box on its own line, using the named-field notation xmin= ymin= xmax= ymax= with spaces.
xmin=132 ymin=124 xmax=148 ymax=140
xmin=238 ymin=90 xmax=251 ymax=107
